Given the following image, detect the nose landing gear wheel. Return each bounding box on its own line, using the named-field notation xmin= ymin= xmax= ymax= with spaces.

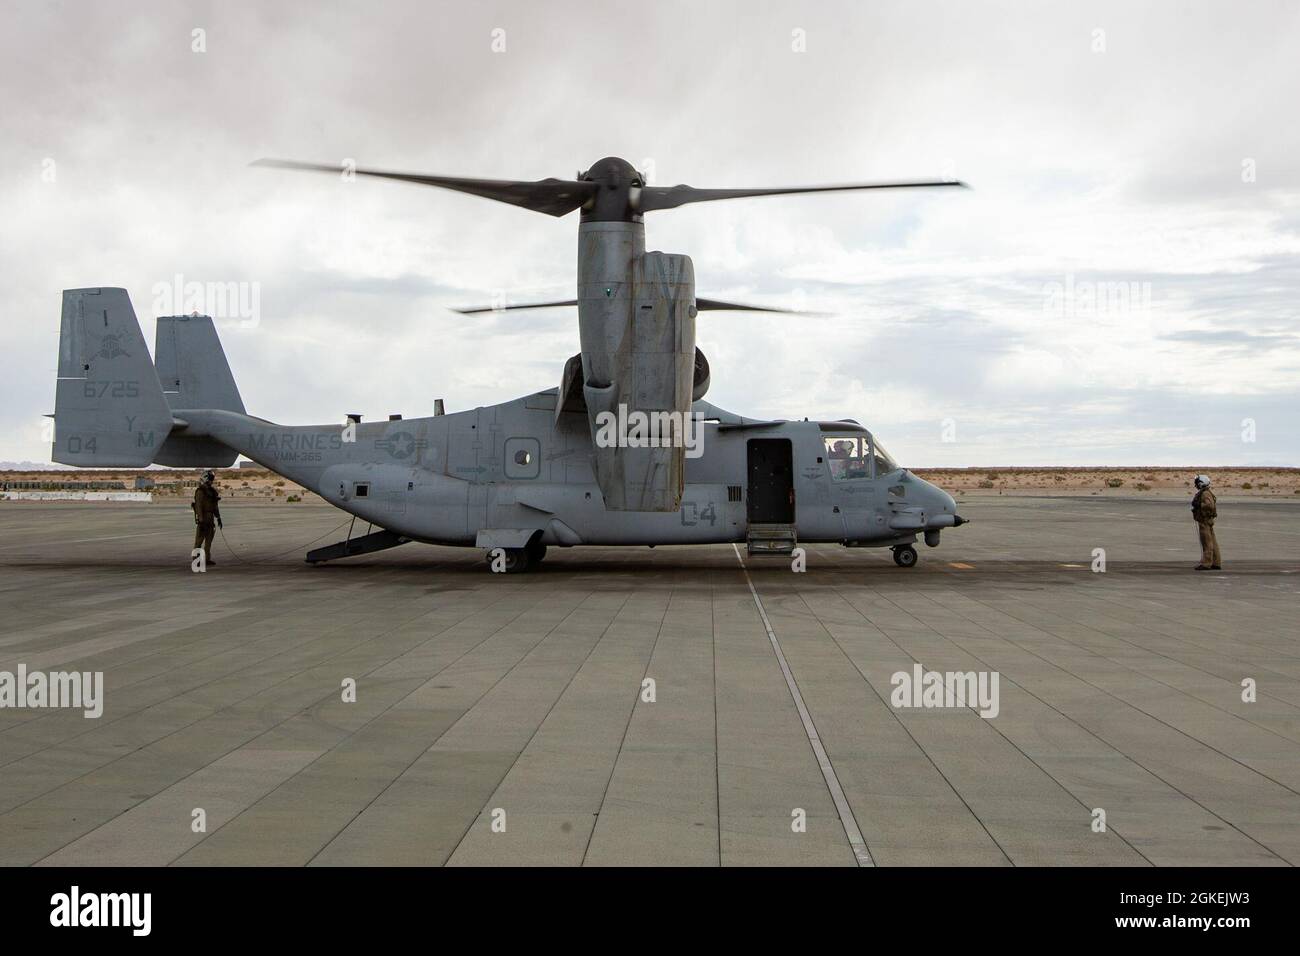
xmin=486 ymin=547 xmax=531 ymax=574
xmin=892 ymin=544 xmax=918 ymax=568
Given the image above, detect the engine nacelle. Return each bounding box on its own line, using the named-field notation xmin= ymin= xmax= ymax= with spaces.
xmin=579 ymin=242 xmax=696 ymax=511
xmin=692 ymin=347 xmax=710 ymax=402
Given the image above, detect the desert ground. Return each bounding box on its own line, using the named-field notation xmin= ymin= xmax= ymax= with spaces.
xmin=923 ymin=467 xmax=1300 ymax=498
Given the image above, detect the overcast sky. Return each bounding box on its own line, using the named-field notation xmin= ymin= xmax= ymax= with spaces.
xmin=3 ymin=0 xmax=1297 ymax=467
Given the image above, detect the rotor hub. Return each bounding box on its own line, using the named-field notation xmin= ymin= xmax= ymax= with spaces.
xmin=578 ymin=156 xmax=645 ymax=223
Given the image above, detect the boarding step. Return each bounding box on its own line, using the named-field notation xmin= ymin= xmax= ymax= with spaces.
xmin=305 ymin=527 xmax=407 ymax=564
xmin=747 ymin=523 xmax=798 ymax=556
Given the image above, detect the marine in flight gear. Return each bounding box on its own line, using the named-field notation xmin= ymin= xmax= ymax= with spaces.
xmin=192 ymin=470 xmax=223 ymax=566
xmin=1191 ymin=474 xmax=1221 ymax=570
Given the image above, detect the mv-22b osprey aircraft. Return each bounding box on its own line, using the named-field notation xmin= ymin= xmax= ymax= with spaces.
xmin=51 ymin=155 xmax=969 ymax=572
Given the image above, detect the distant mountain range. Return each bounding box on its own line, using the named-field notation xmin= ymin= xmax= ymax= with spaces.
xmin=0 ymin=461 xmax=69 ymax=471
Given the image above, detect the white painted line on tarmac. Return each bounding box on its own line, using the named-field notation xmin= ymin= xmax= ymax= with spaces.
xmin=732 ymin=543 xmax=873 ymax=867
xmin=0 ymin=530 xmax=173 ymax=551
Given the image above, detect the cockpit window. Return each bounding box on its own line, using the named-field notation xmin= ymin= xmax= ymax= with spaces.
xmin=872 ymin=439 xmax=898 ymax=476
xmin=824 ymin=436 xmax=870 ymax=480
xmin=823 ymin=434 xmax=897 ymax=480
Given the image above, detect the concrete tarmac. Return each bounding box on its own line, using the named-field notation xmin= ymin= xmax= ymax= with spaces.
xmin=0 ymin=496 xmax=1297 ymax=866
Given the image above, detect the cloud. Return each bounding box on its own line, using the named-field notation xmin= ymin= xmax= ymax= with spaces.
xmin=1 ymin=0 xmax=1297 ymax=467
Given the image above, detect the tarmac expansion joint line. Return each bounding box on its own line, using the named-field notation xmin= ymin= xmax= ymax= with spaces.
xmin=731 ymin=544 xmax=874 ymax=867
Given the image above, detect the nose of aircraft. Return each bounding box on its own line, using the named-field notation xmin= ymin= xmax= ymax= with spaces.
xmin=911 ymin=473 xmax=968 ymax=528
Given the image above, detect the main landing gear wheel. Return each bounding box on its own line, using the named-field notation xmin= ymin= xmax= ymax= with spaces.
xmin=486 ymin=547 xmax=531 ymax=574
xmin=525 ymin=539 xmax=547 ymax=567
xmin=892 ymin=544 xmax=918 ymax=568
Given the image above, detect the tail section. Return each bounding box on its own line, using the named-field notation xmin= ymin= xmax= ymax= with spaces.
xmin=152 ymin=313 xmax=244 ymax=466
xmin=52 ymin=288 xmax=174 ymax=467
xmin=155 ymin=313 xmax=245 ymax=414
xmin=52 ymin=289 xmax=246 ymax=468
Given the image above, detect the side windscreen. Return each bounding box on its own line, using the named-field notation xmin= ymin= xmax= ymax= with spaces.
xmin=871 ymin=438 xmax=898 ymax=477
xmin=824 ymin=434 xmax=898 ymax=479
xmin=824 ymin=436 xmax=870 ymax=480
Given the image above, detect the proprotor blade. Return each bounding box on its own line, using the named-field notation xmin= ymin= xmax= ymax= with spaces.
xmin=695 ymin=298 xmax=796 ymax=314
xmin=453 ymin=299 xmax=578 ymax=315
xmin=252 ymin=159 xmax=598 ymax=217
xmin=453 ymin=297 xmax=798 ymax=315
xmin=637 ymin=179 xmax=968 ymax=212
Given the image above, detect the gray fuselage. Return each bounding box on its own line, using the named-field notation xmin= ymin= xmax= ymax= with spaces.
xmin=176 ymin=391 xmax=960 ymax=550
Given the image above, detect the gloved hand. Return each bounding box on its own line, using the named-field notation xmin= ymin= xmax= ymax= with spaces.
xmin=217 ymin=517 xmax=223 ymax=529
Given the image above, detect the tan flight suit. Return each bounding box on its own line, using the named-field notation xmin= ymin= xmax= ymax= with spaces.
xmin=193 ymin=482 xmax=222 ymax=565
xmin=1192 ymin=487 xmax=1220 ymax=568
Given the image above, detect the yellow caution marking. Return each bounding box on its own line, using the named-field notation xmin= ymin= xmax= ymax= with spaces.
xmin=949 ymin=562 xmax=975 ymax=570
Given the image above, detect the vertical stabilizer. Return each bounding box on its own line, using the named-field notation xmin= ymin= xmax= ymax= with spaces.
xmin=52 ymin=288 xmax=174 ymax=466
xmin=155 ymin=314 xmax=246 ymax=413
